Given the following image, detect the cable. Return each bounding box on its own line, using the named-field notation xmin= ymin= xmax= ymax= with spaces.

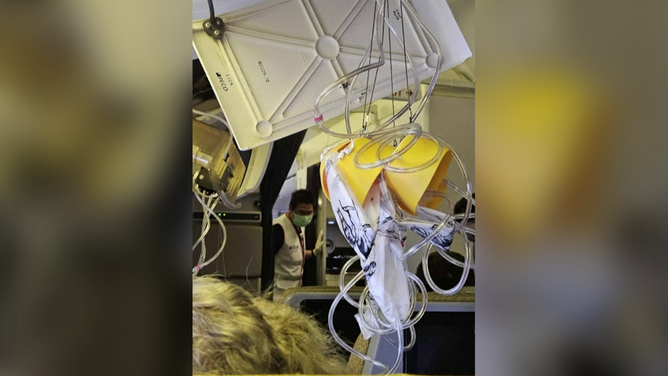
xmin=350 ymin=0 xmax=446 ymax=172
xmin=352 ymin=125 xmax=445 ymax=173
xmin=319 ymin=1 xmax=474 ymax=371
xmin=397 ymin=136 xmax=473 ymax=261
xmin=420 ymin=191 xmax=455 ymax=213
xmin=192 ymin=108 xmax=229 ymax=128
xmin=328 ymin=271 xmax=391 ymax=372
xmin=245 ymin=256 xmax=259 ymax=294
xmin=193 ymin=88 xmax=214 ymax=99
xmin=194 ymin=194 xmax=218 ymax=271
xmin=422 ymin=223 xmax=472 ymax=295
xmin=193 ymin=197 xmax=214 ymax=251
xmin=363 ymin=0 xmax=388 ymax=128
xmin=329 ymin=270 xmax=405 ymax=374
xmin=319 ymin=0 xmax=433 ymax=135
xmin=332 ymin=257 xmax=426 ymax=373
xmin=397 ymin=0 xmax=442 ymax=121
xmin=386 ymin=0 xmax=397 ymax=136
xmin=315 ymin=0 xmax=422 ymax=139
xmin=400 ymin=1 xmax=413 ymax=121
xmin=207 ymin=0 xmax=216 ymax=23
xmin=360 ymin=0 xmax=379 ymax=133
xmin=341 ymin=1 xmax=421 ymax=141
xmin=192 ymin=171 xmax=214 ymax=252
xmin=193 ymin=184 xmax=228 ymax=275
xmin=404 ymin=325 xmax=416 ymax=351
xmin=315 ymin=0 xmax=446 ymax=176
xmin=353 ymin=123 xmax=424 ymax=170
xmin=339 ymin=255 xmax=362 ymax=308
xmin=323 ymin=127 xmax=474 ymax=371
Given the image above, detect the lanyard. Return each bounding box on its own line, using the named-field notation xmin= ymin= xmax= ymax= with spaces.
xmin=292 ymin=222 xmax=305 ymax=252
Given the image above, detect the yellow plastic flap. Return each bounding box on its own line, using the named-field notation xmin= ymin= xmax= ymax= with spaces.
xmin=337 ymin=138 xmax=388 ymax=205
xmin=320 ymin=142 xmax=347 ymax=201
xmin=385 ymin=136 xmax=452 ymax=215
xmin=320 ymin=139 xmax=393 ymax=205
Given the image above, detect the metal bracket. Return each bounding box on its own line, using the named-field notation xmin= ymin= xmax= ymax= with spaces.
xmin=203 ymin=17 xmax=225 ymax=40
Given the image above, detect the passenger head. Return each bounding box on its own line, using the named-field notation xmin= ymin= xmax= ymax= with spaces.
xmin=416 ymin=251 xmax=475 ymax=291
xmin=192 ymin=277 xmax=346 ymax=375
xmin=454 ymin=193 xmax=475 ymax=219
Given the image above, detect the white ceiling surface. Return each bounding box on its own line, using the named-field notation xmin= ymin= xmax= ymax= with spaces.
xmin=192 ymin=0 xmax=475 ymax=87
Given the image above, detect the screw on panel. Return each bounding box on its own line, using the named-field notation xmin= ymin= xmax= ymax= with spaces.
xmin=203 ymin=17 xmax=225 ymax=40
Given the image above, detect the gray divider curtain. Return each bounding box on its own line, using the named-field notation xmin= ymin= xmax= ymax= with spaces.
xmin=259 ymin=130 xmax=306 ymax=292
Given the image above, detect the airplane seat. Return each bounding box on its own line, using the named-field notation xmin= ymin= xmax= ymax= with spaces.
xmin=280 ymin=286 xmax=366 ymax=361
xmin=280 ymin=286 xmax=475 ymax=375
xmin=279 ymin=285 xmax=365 ymax=305
xmin=346 ymin=333 xmax=371 ymax=374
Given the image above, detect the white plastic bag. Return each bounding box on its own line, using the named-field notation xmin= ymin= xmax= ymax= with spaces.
xmin=323 ymin=151 xmax=411 ymax=326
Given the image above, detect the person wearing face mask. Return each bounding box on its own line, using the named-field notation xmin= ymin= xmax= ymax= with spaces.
xmin=272 ymin=189 xmax=324 ymax=302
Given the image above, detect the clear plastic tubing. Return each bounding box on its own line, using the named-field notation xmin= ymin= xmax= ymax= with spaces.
xmin=397 ymin=0 xmax=443 ymax=120
xmin=314 ymin=0 xmax=421 ymax=138
xmin=328 ymin=271 xmax=394 ymax=373
xmin=194 ymin=194 xmax=218 ymax=271
xmin=399 ymin=138 xmax=472 ymax=260
xmin=436 ymin=246 xmax=475 ymax=270
xmin=193 ymin=185 xmax=228 ymax=274
xmin=356 ymin=273 xmax=428 ymax=332
xmin=339 ymin=255 xmax=362 ymax=308
xmin=353 ymin=127 xmax=445 ymax=173
xmin=422 ymin=222 xmax=472 ymax=296
xmin=352 ymin=124 xmax=424 ymax=170
xmin=338 ymin=0 xmax=445 ymax=131
xmin=332 ymin=266 xmax=406 ymax=373
xmin=193 ymin=192 xmax=214 ymax=252
xmin=313 ymin=1 xmax=387 ymax=133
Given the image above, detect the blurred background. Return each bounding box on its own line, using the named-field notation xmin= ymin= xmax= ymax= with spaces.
xmin=476 ymin=0 xmax=668 ymax=375
xmin=0 ymin=1 xmax=192 ymax=376
xmin=1 ymin=0 xmax=667 ymax=375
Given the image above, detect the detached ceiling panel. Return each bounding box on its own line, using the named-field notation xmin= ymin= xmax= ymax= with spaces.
xmin=193 ymin=0 xmax=471 ymax=150
xmin=438 ymin=0 xmax=475 ymax=88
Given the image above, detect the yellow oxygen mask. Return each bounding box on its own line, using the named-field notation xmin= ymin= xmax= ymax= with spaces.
xmin=321 ymin=130 xmax=453 ymax=216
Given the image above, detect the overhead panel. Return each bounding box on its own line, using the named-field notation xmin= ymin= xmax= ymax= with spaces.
xmin=193 ymin=0 xmax=471 ymax=150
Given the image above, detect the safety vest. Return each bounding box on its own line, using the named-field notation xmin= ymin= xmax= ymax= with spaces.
xmin=273 ymin=213 xmax=305 ymax=302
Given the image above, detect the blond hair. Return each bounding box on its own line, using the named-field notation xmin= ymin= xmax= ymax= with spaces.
xmin=193 ymin=277 xmax=346 ymax=374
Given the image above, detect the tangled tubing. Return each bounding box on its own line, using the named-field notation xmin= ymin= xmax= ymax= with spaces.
xmin=314 ymin=0 xmax=474 ymax=373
